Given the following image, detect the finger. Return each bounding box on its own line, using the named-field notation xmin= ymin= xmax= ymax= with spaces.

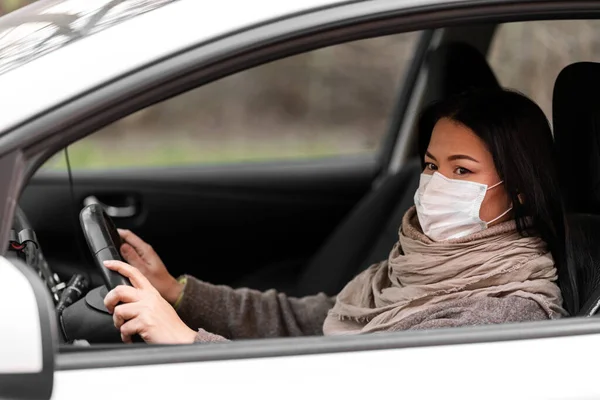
xmin=120 ymin=319 xmax=144 ymax=343
xmin=118 ymin=229 xmax=153 ymax=258
xmin=104 ymin=285 xmax=140 ymax=314
xmin=121 ymin=243 xmax=145 ymax=267
xmin=121 ymin=332 xmax=133 ymax=344
xmin=113 ymin=303 xmax=141 ymax=330
xmin=104 ymin=260 xmax=150 ymax=290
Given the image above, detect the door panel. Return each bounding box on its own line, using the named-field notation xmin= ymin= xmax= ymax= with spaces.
xmin=20 ymin=156 xmax=378 ymax=289
xmin=53 ymin=331 xmax=600 ymax=400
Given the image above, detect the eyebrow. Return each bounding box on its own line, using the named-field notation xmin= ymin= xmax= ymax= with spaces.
xmin=448 ymin=154 xmax=480 ymax=163
xmin=425 ymin=151 xmax=437 ymax=161
xmin=425 ymin=151 xmax=479 ymax=163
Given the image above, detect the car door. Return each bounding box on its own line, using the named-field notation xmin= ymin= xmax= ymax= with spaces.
xmin=9 ymin=1 xmax=600 ymax=400
xmin=50 ymin=322 xmax=600 ymax=400
xmin=19 ymin=31 xmax=426 ymax=290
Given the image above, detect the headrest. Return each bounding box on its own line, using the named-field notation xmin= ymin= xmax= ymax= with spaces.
xmin=427 ymin=42 xmax=500 ymax=101
xmin=418 ymin=42 xmax=500 ymax=159
xmin=553 ymin=62 xmax=600 ymax=213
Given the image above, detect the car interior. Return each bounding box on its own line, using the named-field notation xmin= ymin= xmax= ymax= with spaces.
xmin=12 ymin=19 xmax=600 ymax=347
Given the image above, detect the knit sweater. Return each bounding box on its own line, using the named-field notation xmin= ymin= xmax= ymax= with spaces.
xmin=176 ymin=276 xmax=552 ymax=343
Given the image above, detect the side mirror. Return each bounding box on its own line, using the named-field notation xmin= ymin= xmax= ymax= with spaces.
xmin=0 ymin=256 xmax=56 ymax=400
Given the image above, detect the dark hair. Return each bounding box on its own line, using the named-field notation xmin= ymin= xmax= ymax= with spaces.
xmin=418 ymin=88 xmax=578 ymax=315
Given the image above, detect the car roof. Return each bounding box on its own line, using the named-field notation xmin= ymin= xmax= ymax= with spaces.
xmin=0 ymin=0 xmax=474 ymax=135
xmin=0 ymin=0 xmax=177 ymax=76
xmin=0 ymin=0 xmax=354 ymax=77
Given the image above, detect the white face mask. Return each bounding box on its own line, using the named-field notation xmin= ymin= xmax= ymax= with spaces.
xmin=413 ymin=172 xmax=513 ymax=241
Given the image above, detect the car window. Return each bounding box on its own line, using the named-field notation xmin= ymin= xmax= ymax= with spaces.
xmin=488 ymin=20 xmax=600 ymax=122
xmin=43 ymin=32 xmax=421 ymax=170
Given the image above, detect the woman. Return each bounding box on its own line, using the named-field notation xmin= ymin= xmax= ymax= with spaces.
xmin=103 ymin=88 xmax=572 ymax=344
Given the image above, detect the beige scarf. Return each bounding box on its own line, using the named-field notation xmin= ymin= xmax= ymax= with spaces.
xmin=323 ymin=207 xmax=566 ymax=335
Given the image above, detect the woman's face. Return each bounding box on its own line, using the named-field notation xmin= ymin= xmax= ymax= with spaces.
xmin=423 ymin=117 xmax=513 ymax=225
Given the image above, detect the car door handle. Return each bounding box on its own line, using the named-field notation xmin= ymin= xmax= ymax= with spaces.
xmin=83 ymin=196 xmax=137 ymax=218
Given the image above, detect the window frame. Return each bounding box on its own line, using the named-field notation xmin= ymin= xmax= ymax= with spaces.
xmin=55 ymin=316 xmax=600 ymax=370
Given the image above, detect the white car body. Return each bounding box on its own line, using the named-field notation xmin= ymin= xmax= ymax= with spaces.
xmin=2 ymin=1 xmax=600 ymax=399
xmin=52 ymin=333 xmax=600 ymax=400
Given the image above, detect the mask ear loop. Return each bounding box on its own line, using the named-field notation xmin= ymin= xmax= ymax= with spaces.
xmin=486 ymin=205 xmax=513 ymax=225
xmin=484 ymin=180 xmax=512 ymax=225
xmin=487 ymin=180 xmax=504 ymax=191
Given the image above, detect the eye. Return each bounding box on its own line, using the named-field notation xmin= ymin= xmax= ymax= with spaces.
xmin=455 ymin=167 xmax=472 ymax=175
xmin=425 ymin=162 xmax=438 ymax=171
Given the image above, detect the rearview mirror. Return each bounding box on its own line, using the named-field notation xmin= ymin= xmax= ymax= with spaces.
xmin=0 ymin=256 xmax=56 ymax=400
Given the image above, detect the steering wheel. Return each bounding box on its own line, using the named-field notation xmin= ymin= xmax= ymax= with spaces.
xmin=54 ymin=204 xmax=135 ymax=344
xmin=79 ymin=203 xmax=132 ymax=289
xmin=11 ymin=204 xmax=135 ymax=344
xmin=11 ymin=205 xmax=62 ymax=304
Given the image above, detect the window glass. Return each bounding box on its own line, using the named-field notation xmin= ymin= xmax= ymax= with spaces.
xmin=45 ymin=32 xmax=421 ymax=170
xmin=488 ymin=20 xmax=600 ymax=121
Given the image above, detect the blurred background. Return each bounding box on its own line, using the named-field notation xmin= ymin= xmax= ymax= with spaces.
xmin=0 ymin=0 xmax=33 ymax=13
xmin=3 ymin=0 xmax=600 ymax=169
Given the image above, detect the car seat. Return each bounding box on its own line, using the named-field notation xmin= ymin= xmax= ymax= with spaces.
xmin=553 ymin=62 xmax=600 ymax=315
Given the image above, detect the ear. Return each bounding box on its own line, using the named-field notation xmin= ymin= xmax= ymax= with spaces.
xmin=517 ymin=193 xmax=525 ymax=204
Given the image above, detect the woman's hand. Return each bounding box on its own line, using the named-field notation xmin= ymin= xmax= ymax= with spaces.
xmin=103 ymin=260 xmax=197 ymax=344
xmin=118 ymin=229 xmax=183 ymax=305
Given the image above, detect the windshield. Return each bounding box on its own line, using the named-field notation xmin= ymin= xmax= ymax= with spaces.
xmin=0 ymin=0 xmax=178 ymax=76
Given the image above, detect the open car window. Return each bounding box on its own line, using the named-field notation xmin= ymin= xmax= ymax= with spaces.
xmin=43 ymin=32 xmax=421 ymax=170
xmin=17 ymin=13 xmax=591 ymax=343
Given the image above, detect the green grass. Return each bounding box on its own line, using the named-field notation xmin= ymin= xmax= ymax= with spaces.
xmin=43 ymin=140 xmax=371 ymax=170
